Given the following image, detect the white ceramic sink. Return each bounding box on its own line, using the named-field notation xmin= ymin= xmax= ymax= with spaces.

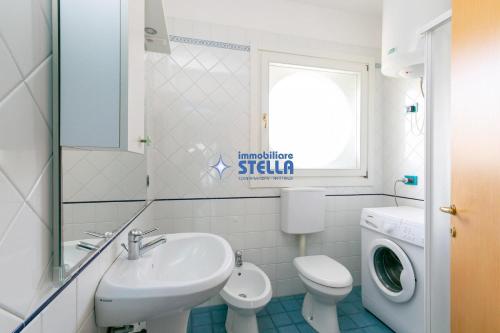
xmin=95 ymin=233 xmax=234 ymax=332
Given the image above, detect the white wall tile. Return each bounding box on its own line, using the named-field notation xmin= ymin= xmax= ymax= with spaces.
xmin=382 ymin=77 xmax=425 ymax=202
xmin=0 ymin=0 xmax=51 ymax=76
xmin=0 ymin=204 xmax=50 ymax=317
xmin=0 ymin=172 xmax=24 ymax=239
xmin=0 ymin=308 xmax=22 ymax=333
xmin=25 ymin=57 xmax=52 ymax=128
xmin=22 ymin=316 xmax=41 ymax=333
xmin=76 ymin=312 xmax=99 ymax=333
xmin=27 ymin=159 xmax=52 ymax=228
xmin=0 ymin=85 xmax=51 ymax=197
xmin=0 ymin=38 xmax=22 ymax=100
xmin=41 ymin=282 xmax=77 ymax=333
xmin=76 ymin=258 xmax=102 ymax=328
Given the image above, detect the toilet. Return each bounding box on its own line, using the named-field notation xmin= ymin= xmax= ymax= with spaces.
xmin=281 ymin=188 xmax=354 ymax=333
xmin=220 ymin=262 xmax=272 ymax=333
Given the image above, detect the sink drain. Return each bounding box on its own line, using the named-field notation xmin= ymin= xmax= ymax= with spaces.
xmin=238 ymin=293 xmax=247 ymax=298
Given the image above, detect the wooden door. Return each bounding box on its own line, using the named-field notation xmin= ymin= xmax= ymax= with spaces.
xmin=451 ymin=0 xmax=500 ymax=331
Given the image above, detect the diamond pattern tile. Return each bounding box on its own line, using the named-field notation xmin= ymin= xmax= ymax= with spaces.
xmin=146 ymin=42 xmax=259 ymax=198
xmin=62 ymin=149 xmax=147 ymax=202
xmin=381 ymin=77 xmax=425 ymax=200
xmin=0 ymin=85 xmax=52 ymax=197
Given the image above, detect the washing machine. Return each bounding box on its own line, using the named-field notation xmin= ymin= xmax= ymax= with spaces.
xmin=360 ymin=206 xmax=425 ymax=333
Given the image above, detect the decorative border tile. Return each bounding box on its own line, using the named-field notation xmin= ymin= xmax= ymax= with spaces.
xmin=168 ymin=35 xmax=250 ymax=52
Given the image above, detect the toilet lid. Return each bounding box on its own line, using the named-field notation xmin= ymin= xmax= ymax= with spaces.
xmin=293 ymin=255 xmax=353 ymax=288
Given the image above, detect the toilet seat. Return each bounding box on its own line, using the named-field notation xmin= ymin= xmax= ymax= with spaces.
xmin=294 ymin=255 xmax=353 ymax=288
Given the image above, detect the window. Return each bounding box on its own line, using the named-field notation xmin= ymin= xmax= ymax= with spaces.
xmin=258 ymin=51 xmax=369 ymax=180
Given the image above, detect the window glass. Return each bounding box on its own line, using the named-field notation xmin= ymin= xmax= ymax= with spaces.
xmin=268 ymin=62 xmax=360 ymax=170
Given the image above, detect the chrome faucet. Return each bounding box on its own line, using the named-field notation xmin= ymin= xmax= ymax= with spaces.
xmin=121 ymin=227 xmax=166 ymax=260
xmin=84 ymin=230 xmax=113 ymax=239
xmin=76 ymin=241 xmax=99 ymax=251
xmin=235 ymin=250 xmax=243 ymax=267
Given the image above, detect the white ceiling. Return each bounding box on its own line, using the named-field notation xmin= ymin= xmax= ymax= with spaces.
xmin=290 ymin=0 xmax=382 ymax=15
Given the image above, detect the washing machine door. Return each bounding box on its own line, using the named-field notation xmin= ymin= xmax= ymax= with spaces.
xmin=368 ymin=238 xmax=416 ymax=303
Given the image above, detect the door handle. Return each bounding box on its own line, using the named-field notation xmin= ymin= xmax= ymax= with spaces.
xmin=440 ymin=204 xmax=457 ymax=215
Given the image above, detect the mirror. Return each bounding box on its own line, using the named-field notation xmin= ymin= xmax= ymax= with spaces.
xmin=52 ymin=0 xmax=150 ymax=279
xmin=59 ymin=149 xmax=148 ymax=275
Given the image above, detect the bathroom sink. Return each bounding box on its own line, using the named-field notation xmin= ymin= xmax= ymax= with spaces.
xmin=95 ymin=233 xmax=234 ymax=332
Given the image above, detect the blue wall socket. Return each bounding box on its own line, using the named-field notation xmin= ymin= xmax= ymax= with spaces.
xmin=404 ymin=175 xmax=418 ymax=185
xmin=405 ymin=104 xmax=418 ymax=113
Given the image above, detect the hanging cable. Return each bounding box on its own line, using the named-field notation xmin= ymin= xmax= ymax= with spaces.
xmin=393 ymin=178 xmax=408 ymax=206
xmin=420 ymin=76 xmax=425 ymax=98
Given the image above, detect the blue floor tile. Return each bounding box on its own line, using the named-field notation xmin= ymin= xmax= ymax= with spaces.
xmin=257 ymin=308 xmax=268 ymax=317
xmin=339 ymin=316 xmax=358 ymax=330
xmin=192 ymin=325 xmax=212 ymax=333
xmin=189 ymin=287 xmax=393 ymax=333
xmin=258 ymin=316 xmax=275 ymax=330
xmin=281 ymin=299 xmax=301 ymax=311
xmin=261 ymin=329 xmax=277 ymax=333
xmin=338 ymin=302 xmax=361 ymax=315
xmin=211 ymin=309 xmax=227 ymax=324
xmin=277 ymin=325 xmax=300 ymax=333
xmin=267 ymin=302 xmax=286 ymax=314
xmin=271 ymin=313 xmax=292 ymax=327
xmin=212 ymin=324 xmax=226 ymax=333
xmin=287 ymin=310 xmax=305 ymax=324
xmin=296 ymin=323 xmax=316 ymax=333
xmin=367 ymin=324 xmax=395 ymax=333
xmin=192 ymin=312 xmax=212 ymax=327
xmin=349 ymin=312 xmax=380 ymax=328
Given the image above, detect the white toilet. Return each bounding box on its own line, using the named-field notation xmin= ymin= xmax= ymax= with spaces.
xmin=281 ymin=188 xmax=354 ymax=333
xmin=220 ymin=261 xmax=272 ymax=333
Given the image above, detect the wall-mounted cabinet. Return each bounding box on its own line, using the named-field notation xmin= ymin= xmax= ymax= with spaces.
xmin=59 ymin=0 xmax=145 ymax=153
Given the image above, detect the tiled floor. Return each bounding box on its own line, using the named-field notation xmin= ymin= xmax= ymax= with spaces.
xmin=188 ymin=287 xmax=393 ymax=333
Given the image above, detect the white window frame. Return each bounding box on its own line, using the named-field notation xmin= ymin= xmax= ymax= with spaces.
xmin=250 ymin=46 xmax=376 ymax=188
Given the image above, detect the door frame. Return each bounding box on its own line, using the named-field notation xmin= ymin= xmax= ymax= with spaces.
xmin=421 ymin=10 xmax=452 ymax=333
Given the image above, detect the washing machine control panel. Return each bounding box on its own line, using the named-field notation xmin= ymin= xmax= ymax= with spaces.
xmin=388 ymin=222 xmax=425 ymax=246
xmin=361 ymin=208 xmax=425 ymax=247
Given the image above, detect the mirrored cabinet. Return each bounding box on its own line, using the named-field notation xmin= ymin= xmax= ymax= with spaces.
xmin=59 ymin=0 xmax=145 ymax=153
xmin=53 ymin=0 xmax=170 ymax=279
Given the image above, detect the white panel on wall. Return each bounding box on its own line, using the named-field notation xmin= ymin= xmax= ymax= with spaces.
xmin=382 ymin=77 xmax=425 ymax=201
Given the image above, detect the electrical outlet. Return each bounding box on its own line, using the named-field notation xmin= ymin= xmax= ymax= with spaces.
xmin=405 ymin=104 xmax=418 ymax=113
xmin=404 ymin=175 xmax=418 ymax=185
